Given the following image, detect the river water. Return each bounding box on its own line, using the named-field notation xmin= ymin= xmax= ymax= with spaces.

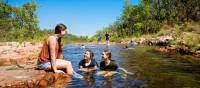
xmin=63 ymin=44 xmax=143 ymax=88
xmin=62 ymin=44 xmax=200 ymax=88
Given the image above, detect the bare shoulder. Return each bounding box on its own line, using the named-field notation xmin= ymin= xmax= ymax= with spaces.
xmin=48 ymin=36 xmax=56 ymax=41
xmin=47 ymin=36 xmax=57 ymax=45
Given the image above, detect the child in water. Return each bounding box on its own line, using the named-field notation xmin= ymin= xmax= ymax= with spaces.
xmin=80 ymin=44 xmax=86 ymax=49
xmin=79 ymin=50 xmax=98 ymax=72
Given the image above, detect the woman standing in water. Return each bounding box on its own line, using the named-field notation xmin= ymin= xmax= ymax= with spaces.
xmin=37 ymin=24 xmax=74 ymax=75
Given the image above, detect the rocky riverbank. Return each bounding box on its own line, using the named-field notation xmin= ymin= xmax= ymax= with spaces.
xmin=0 ymin=42 xmax=71 ymax=88
xmin=120 ymin=35 xmax=200 ymax=58
xmin=0 ymin=42 xmax=42 ymax=66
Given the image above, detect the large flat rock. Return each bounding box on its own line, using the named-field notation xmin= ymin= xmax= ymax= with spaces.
xmin=0 ymin=66 xmax=71 ymax=88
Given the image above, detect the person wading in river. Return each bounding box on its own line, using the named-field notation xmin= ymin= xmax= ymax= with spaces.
xmin=105 ymin=32 xmax=110 ymax=45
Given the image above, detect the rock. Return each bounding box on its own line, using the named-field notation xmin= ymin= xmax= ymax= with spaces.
xmin=0 ymin=42 xmax=41 ymax=66
xmin=0 ymin=68 xmax=71 ymax=88
xmin=37 ymin=72 xmax=71 ymax=88
xmin=196 ymin=50 xmax=200 ymax=54
xmin=0 ymin=58 xmax=12 ymax=66
xmin=0 ymin=69 xmax=46 ymax=88
xmin=0 ymin=54 xmax=37 ymax=66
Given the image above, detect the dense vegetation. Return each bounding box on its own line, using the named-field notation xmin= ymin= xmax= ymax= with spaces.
xmin=1 ymin=0 xmax=200 ymax=49
xmin=93 ymin=0 xmax=200 ymax=51
xmin=93 ymin=0 xmax=200 ymax=39
xmin=0 ymin=0 xmax=39 ymax=42
xmin=0 ymin=0 xmax=89 ymax=44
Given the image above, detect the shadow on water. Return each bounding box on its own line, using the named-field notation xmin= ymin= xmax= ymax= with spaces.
xmin=63 ymin=44 xmax=143 ymax=88
xmin=121 ymin=46 xmax=200 ymax=88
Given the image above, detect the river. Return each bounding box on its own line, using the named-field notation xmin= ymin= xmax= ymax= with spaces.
xmin=62 ymin=44 xmax=200 ymax=88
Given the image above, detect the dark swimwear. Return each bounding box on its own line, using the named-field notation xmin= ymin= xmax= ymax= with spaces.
xmin=79 ymin=59 xmax=98 ymax=68
xmin=100 ymin=60 xmax=118 ymax=71
xmin=105 ymin=33 xmax=110 ymax=40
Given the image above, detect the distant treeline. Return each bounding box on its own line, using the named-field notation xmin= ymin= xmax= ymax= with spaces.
xmin=93 ymin=0 xmax=200 ymax=41
xmin=0 ymin=0 xmax=89 ymax=43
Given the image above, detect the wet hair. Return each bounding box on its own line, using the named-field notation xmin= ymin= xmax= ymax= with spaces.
xmin=103 ymin=50 xmax=112 ymax=60
xmin=54 ymin=23 xmax=67 ymax=53
xmin=85 ymin=49 xmax=94 ymax=59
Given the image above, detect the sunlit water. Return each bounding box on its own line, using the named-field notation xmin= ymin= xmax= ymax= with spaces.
xmin=63 ymin=44 xmax=143 ymax=88
xmin=121 ymin=46 xmax=200 ymax=88
xmin=63 ymin=44 xmax=200 ymax=88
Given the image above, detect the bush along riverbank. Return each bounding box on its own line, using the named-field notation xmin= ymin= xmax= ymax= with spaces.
xmin=120 ymin=23 xmax=200 ymax=59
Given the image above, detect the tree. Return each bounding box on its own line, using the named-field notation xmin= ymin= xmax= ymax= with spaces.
xmin=0 ymin=0 xmax=39 ymax=42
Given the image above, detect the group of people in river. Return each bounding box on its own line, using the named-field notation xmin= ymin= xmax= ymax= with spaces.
xmin=78 ymin=49 xmax=119 ymax=76
xmin=37 ymin=23 xmax=131 ymax=79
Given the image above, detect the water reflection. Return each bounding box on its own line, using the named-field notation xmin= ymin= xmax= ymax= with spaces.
xmin=121 ymin=46 xmax=200 ymax=88
xmin=37 ymin=72 xmax=71 ymax=88
xmin=84 ymin=72 xmax=95 ymax=85
xmin=64 ymin=44 xmax=143 ymax=88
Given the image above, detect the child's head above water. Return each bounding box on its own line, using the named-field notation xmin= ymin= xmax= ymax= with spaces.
xmin=101 ymin=50 xmax=112 ymax=61
xmin=84 ymin=49 xmax=94 ymax=60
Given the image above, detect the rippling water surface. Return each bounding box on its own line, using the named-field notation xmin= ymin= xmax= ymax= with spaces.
xmin=63 ymin=44 xmax=200 ymax=88
xmin=63 ymin=44 xmax=143 ymax=88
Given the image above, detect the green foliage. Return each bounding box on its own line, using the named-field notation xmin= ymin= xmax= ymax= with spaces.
xmin=94 ymin=0 xmax=200 ymax=44
xmin=94 ymin=0 xmax=161 ymax=40
xmin=62 ymin=34 xmax=91 ymax=44
xmin=158 ymin=24 xmax=200 ymax=51
xmin=0 ymin=0 xmax=40 ymax=42
xmin=0 ymin=0 xmax=92 ymax=44
xmin=181 ymin=33 xmax=200 ymax=51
